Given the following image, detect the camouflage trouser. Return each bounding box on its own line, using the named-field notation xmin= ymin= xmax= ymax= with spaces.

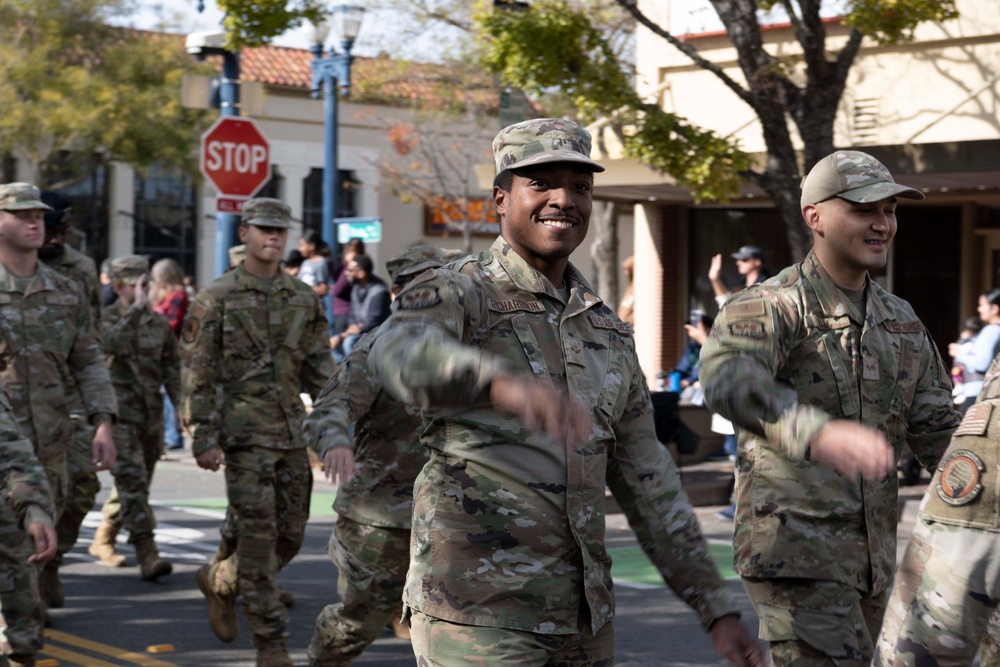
xmin=409 ymin=610 xmax=614 ymax=667
xmin=0 ymin=501 xmax=44 ymax=656
xmin=308 ymin=516 xmax=410 ymax=666
xmin=100 ymin=422 xmax=163 ymax=543
xmin=39 ymin=451 xmax=69 ymax=526
xmin=205 ymin=446 xmax=311 ymax=646
xmin=873 ymin=518 xmax=1000 ymax=667
xmin=55 ymin=415 xmax=99 ymax=556
xmin=743 ymin=577 xmax=885 ymax=666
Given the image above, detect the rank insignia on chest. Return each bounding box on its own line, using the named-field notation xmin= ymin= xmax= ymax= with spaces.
xmin=935 ymin=449 xmax=985 ymax=506
xmin=397 ymin=285 xmax=441 ymax=311
xmin=728 ymin=320 xmax=765 ymax=339
xmin=862 ymin=353 xmax=879 ymax=381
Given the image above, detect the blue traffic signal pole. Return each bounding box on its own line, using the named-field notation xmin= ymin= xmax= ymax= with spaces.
xmin=310 ymin=41 xmax=354 ymax=274
xmin=214 ymin=50 xmax=241 ymax=276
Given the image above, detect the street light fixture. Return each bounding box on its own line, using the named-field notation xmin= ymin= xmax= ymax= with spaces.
xmin=310 ymin=5 xmax=365 ymax=274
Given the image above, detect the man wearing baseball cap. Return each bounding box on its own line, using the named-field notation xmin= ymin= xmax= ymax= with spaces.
xmin=0 ymin=182 xmax=118 ymax=626
xmin=367 ymin=120 xmax=762 ymax=666
xmin=700 ymin=151 xmax=960 ymax=665
xmin=182 ymin=197 xmax=334 ymax=666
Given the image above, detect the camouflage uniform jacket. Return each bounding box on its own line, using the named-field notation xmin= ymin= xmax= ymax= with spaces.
xmin=0 ymin=260 xmax=117 ymax=459
xmin=304 ymin=329 xmax=428 ymax=529
xmin=181 ymin=264 xmax=334 ymax=456
xmin=369 ymin=237 xmax=738 ymax=635
xmin=41 ymin=245 xmax=101 ymax=325
xmin=101 ymin=301 xmax=181 ymax=426
xmin=699 ymin=250 xmax=960 ymax=594
xmin=0 ymin=388 xmax=54 ymax=528
xmin=918 ymin=355 xmax=1000 ymax=530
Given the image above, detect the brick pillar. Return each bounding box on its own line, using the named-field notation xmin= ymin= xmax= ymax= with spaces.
xmin=633 ymin=203 xmax=685 ymax=387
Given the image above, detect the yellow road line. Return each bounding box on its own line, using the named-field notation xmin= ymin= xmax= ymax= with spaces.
xmin=41 ymin=643 xmax=120 ymax=666
xmin=45 ymin=630 xmax=182 ymax=667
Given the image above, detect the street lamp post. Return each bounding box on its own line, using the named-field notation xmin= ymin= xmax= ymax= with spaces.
xmin=309 ymin=5 xmax=365 ymax=271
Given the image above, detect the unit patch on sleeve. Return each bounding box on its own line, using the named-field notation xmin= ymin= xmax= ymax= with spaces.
xmin=728 ymin=320 xmax=765 ymax=339
xmin=397 ymin=286 xmax=441 ymax=311
xmin=935 ymin=449 xmax=985 ymax=506
xmin=182 ymin=317 xmax=200 ymax=344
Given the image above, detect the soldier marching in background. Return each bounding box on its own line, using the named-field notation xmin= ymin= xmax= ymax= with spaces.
xmin=0 ymin=182 xmax=117 ymax=622
xmin=367 ymin=119 xmax=762 ymax=667
xmin=699 ymin=152 xmax=961 ymax=666
xmin=35 ymin=190 xmax=103 ymax=609
xmin=0 ymin=387 xmax=57 ymax=667
xmin=89 ymin=255 xmax=179 ymax=581
xmin=181 ymin=198 xmax=334 ymax=667
xmin=306 ymin=245 xmax=455 ymax=666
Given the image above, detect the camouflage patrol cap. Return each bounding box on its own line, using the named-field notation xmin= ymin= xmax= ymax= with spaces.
xmin=241 ymin=197 xmax=292 ymax=229
xmin=800 ymin=151 xmax=924 ymax=207
xmin=493 ymin=118 xmax=605 ymax=175
xmin=110 ymin=254 xmax=149 ymax=285
xmin=386 ymin=245 xmax=451 ymax=284
xmin=228 ymin=244 xmax=246 ymax=268
xmin=0 ymin=182 xmax=53 ymax=211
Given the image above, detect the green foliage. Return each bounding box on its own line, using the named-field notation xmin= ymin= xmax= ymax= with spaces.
xmin=216 ymin=0 xmax=325 ymax=49
xmin=476 ymin=0 xmax=751 ymax=202
xmin=843 ymin=0 xmax=959 ymax=44
xmin=0 ymin=0 xmax=209 ymax=185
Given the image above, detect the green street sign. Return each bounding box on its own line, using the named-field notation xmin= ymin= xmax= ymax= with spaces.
xmin=336 ymin=217 xmax=382 ymax=244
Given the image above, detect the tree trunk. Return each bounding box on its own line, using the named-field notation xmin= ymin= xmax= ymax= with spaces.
xmin=590 ymin=200 xmax=620 ymax=308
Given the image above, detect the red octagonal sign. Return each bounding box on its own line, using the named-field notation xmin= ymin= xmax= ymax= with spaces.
xmin=200 ymin=117 xmax=271 ymax=198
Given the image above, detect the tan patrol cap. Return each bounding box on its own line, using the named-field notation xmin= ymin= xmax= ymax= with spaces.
xmin=0 ymin=183 xmax=53 ymax=211
xmin=800 ymin=151 xmax=924 ymax=208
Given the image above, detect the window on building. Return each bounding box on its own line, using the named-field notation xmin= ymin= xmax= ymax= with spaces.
xmin=302 ymin=168 xmax=359 ymax=243
xmin=133 ymin=165 xmax=198 ymax=277
xmin=256 ymin=165 xmax=283 ymax=200
xmin=44 ymin=152 xmax=111 ymax=265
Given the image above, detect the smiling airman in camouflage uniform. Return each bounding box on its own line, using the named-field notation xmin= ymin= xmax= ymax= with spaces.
xmin=699 ymin=151 xmax=961 ymax=666
xmin=0 ymin=387 xmax=55 ymax=667
xmin=306 ymin=245 xmax=453 ymax=667
xmin=873 ymin=355 xmax=1000 ymax=666
xmin=366 ymin=119 xmax=762 ymax=666
xmin=181 ymin=197 xmax=334 ymax=667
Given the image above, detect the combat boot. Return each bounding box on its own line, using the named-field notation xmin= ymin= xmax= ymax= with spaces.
xmin=256 ymin=642 xmax=293 ymax=667
xmin=134 ymin=538 xmax=173 ymax=581
xmin=7 ymin=653 xmax=36 ymax=667
xmin=277 ymin=588 xmax=294 ymax=607
xmin=88 ymin=519 xmax=126 ymax=567
xmin=39 ymin=560 xmax=64 ymax=609
xmin=196 ymin=564 xmax=238 ymax=643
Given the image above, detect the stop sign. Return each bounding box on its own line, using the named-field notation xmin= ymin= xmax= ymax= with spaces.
xmin=200 ymin=117 xmax=270 ymax=198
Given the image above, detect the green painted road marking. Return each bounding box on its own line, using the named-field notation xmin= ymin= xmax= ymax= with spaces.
xmin=169 ymin=492 xmax=340 ymax=517
xmin=610 ymin=541 xmax=736 ymax=586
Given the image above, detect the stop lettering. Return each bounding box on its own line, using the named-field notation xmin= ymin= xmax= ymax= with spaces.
xmin=200 ymin=117 xmax=271 ymax=198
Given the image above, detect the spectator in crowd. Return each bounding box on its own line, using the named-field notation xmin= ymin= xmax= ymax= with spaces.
xmin=950 ymin=288 xmax=1000 ymax=413
xmin=330 ymin=254 xmax=390 ymax=363
xmin=298 ymin=231 xmax=331 ymax=298
xmin=283 ymin=249 xmax=304 ymax=277
xmin=619 ymin=255 xmax=635 ymax=326
xmin=100 ymin=258 xmax=118 ymax=307
xmin=331 ymin=237 xmax=365 ymax=336
xmin=150 ymin=258 xmax=188 ymax=451
xmin=183 ymin=275 xmax=197 ymax=300
xmin=708 ymin=245 xmax=772 ymax=307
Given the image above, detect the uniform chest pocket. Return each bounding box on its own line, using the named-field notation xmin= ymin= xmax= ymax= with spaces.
xmin=221 ymin=302 xmax=270 ymax=381
xmin=505 ymin=314 xmax=551 ymax=382
xmin=791 ymin=332 xmax=857 ymax=418
xmin=596 ymin=334 xmax=627 ymax=419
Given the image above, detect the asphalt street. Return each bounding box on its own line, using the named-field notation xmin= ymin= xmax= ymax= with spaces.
xmin=39 ymin=450 xmax=847 ymax=667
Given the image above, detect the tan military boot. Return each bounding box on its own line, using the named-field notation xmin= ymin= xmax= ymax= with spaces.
xmin=134 ymin=538 xmax=173 ymax=581
xmin=39 ymin=560 xmax=64 ymax=609
xmin=7 ymin=653 xmax=36 ymax=667
xmin=88 ymin=520 xmax=126 ymax=567
xmin=196 ymin=564 xmax=238 ymax=643
xmin=256 ymin=642 xmax=293 ymax=667
xmin=390 ymin=616 xmax=411 ymax=640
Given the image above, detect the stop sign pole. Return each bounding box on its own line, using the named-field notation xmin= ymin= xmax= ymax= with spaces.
xmin=210 ymin=50 xmax=241 ymax=277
